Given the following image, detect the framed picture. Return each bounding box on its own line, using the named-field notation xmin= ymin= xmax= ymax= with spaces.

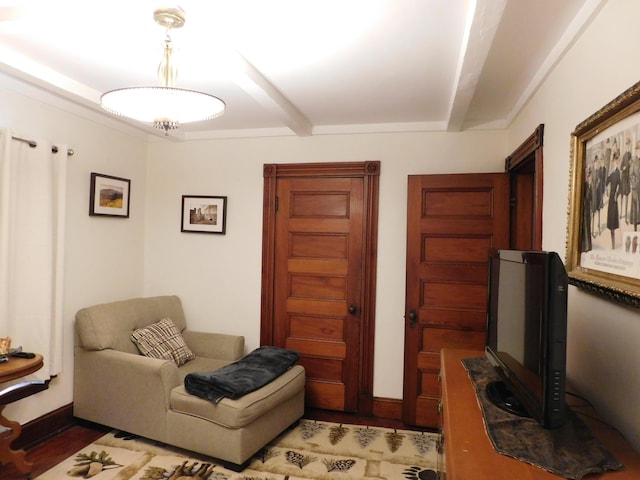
xmin=89 ymin=172 xmax=130 ymax=217
xmin=567 ymin=80 xmax=640 ymax=307
xmin=181 ymin=195 xmax=227 ymax=234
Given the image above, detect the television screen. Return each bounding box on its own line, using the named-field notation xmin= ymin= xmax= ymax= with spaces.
xmin=485 ymin=249 xmax=568 ymax=428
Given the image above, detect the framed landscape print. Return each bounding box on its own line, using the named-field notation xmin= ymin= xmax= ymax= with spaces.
xmin=181 ymin=195 xmax=227 ymax=234
xmin=89 ymin=172 xmax=130 ymax=217
xmin=566 ymin=80 xmax=640 ymax=306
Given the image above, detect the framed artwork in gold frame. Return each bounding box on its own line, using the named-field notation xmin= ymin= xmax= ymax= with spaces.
xmin=567 ymin=80 xmax=640 ymax=307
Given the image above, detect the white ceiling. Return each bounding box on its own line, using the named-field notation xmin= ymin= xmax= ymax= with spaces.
xmin=0 ymin=0 xmax=604 ymax=140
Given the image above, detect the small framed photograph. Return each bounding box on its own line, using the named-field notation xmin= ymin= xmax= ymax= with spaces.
xmin=181 ymin=195 xmax=227 ymax=234
xmin=89 ymin=172 xmax=130 ymax=217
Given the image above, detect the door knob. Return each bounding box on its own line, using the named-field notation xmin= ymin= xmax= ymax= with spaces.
xmin=408 ymin=310 xmax=417 ymax=328
xmin=348 ymin=304 xmax=357 ymax=314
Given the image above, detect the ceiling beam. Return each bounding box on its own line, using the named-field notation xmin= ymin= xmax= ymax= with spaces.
xmin=232 ymin=53 xmax=312 ymax=137
xmin=446 ymin=0 xmax=507 ymax=132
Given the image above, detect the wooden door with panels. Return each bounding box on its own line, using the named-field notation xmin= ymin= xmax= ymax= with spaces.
xmin=261 ymin=162 xmax=380 ymax=414
xmin=402 ymin=125 xmax=544 ymax=427
xmin=402 ymin=173 xmax=510 ymax=427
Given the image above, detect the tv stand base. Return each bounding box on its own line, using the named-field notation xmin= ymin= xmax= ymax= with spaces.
xmin=439 ymin=349 xmax=640 ymax=479
xmin=485 ymin=380 xmax=530 ymax=418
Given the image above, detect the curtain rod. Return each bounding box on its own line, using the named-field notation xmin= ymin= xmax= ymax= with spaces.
xmin=11 ymin=135 xmax=75 ymax=156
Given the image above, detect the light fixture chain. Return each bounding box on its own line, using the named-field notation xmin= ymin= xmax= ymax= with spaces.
xmin=158 ymin=31 xmax=178 ymax=88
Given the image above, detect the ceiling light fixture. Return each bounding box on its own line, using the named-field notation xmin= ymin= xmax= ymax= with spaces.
xmin=100 ymin=7 xmax=225 ymax=135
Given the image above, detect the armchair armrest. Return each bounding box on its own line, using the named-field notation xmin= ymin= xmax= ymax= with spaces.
xmin=74 ymin=347 xmax=179 ymax=439
xmin=182 ymin=331 xmax=244 ymax=361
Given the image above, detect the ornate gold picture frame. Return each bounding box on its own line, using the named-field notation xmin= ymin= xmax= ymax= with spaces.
xmin=567 ymin=80 xmax=640 ymax=307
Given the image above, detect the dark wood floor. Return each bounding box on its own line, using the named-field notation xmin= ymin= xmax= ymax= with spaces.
xmin=0 ymin=410 xmax=426 ymax=479
xmin=1 ymin=422 xmax=109 ymax=480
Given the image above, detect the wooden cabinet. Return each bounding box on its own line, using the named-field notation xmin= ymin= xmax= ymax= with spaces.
xmin=439 ymin=349 xmax=640 ymax=480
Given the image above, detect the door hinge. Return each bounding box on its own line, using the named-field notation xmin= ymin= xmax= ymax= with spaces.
xmin=275 ymin=196 xmax=279 ymax=211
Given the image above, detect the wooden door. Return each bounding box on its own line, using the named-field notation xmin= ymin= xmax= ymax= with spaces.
xmin=402 ymin=173 xmax=510 ymax=427
xmin=261 ymin=162 xmax=380 ymax=413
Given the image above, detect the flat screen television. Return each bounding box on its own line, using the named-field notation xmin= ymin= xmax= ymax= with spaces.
xmin=485 ymin=249 xmax=568 ymax=429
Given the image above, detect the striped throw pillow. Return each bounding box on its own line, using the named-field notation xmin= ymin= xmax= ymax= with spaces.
xmin=131 ymin=318 xmax=195 ymax=366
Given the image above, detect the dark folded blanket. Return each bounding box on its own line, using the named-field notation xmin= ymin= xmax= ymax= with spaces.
xmin=184 ymin=346 xmax=299 ymax=403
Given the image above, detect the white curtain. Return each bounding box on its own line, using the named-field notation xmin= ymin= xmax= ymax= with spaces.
xmin=0 ymin=129 xmax=67 ymax=379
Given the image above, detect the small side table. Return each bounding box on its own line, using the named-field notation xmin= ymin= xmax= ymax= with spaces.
xmin=0 ymin=354 xmax=49 ymax=479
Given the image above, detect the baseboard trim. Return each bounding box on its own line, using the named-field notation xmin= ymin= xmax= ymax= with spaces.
xmin=372 ymin=397 xmax=403 ymax=420
xmin=13 ymin=398 xmax=404 ymax=450
xmin=13 ymin=402 xmax=76 ymax=450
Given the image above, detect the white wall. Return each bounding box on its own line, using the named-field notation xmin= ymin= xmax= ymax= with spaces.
xmin=144 ymin=131 xmax=508 ymax=399
xmin=0 ymin=75 xmax=148 ymax=424
xmin=4 ymin=0 xmax=638 ymax=456
xmin=508 ymin=0 xmax=640 ymax=451
xmin=1 ymin=73 xmax=509 ymax=428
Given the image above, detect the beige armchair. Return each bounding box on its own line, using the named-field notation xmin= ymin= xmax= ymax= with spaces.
xmin=73 ymin=295 xmax=305 ymax=469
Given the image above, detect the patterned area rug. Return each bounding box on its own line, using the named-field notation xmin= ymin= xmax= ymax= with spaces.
xmin=37 ymin=419 xmax=440 ymax=480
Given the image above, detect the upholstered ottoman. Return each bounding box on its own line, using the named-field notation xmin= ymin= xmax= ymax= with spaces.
xmin=168 ymin=364 xmax=305 ymax=468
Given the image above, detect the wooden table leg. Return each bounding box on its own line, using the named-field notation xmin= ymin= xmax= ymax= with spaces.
xmin=0 ymin=405 xmax=33 ymax=477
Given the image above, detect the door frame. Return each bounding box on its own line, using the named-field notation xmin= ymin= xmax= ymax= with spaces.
xmin=506 ymin=123 xmax=544 ymax=250
xmin=260 ymin=161 xmax=380 ymax=415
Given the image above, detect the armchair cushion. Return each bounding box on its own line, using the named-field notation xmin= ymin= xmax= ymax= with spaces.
xmin=131 ymin=317 xmax=195 ymax=366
